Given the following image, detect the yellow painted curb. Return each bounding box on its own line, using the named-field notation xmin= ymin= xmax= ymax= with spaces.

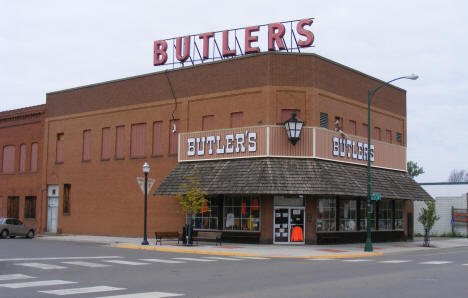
xmin=115 ymin=244 xmax=384 ymax=259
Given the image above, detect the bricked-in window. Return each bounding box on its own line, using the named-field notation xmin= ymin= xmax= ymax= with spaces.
xmin=101 ymin=127 xmax=111 ymax=160
xmin=7 ymin=196 xmax=19 ymax=218
xmin=169 ymin=119 xmax=179 ymax=155
xmin=320 ymin=112 xmax=328 ymax=129
xmin=2 ymin=145 xmax=15 ymax=173
xmin=115 ymin=125 xmax=125 ymax=159
xmin=362 ymin=123 xmax=368 ymax=137
xmin=374 ymin=127 xmax=381 ymax=141
xmin=152 ymin=121 xmax=162 ymax=156
xmin=63 ymin=184 xmax=71 ymax=214
xmin=24 ymin=196 xmax=36 ymax=219
xmin=30 ymin=142 xmax=38 ymax=172
xmin=386 ymin=129 xmax=392 ymax=144
xmin=202 ymin=115 xmax=214 ymax=131
xmin=349 ymin=120 xmax=357 ymax=135
xmin=56 ymin=133 xmax=64 ymax=163
xmin=131 ymin=123 xmax=146 ymax=158
xmin=230 ymin=112 xmax=243 ymax=128
xmin=282 ymin=109 xmax=300 ymax=122
xmin=82 ymin=130 xmax=91 ymax=161
xmin=19 ymin=144 xmax=27 ymax=173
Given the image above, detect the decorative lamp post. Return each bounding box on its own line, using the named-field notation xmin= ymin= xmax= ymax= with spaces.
xmin=364 ymin=74 xmax=418 ymax=252
xmin=141 ymin=162 xmax=150 ymax=245
xmin=284 ymin=112 xmax=304 ymax=145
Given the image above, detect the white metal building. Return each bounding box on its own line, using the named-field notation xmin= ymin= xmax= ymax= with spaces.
xmin=414 ymin=182 xmax=468 ymax=236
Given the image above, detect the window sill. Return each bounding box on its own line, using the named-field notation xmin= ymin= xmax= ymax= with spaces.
xmin=101 ymin=158 xmax=110 ymax=162
xmin=152 ymin=154 xmax=163 ymax=158
xmin=130 ymin=156 xmax=146 ymax=159
xmin=55 ymin=162 xmax=64 ymax=165
xmin=63 ymin=213 xmax=71 ymax=216
xmin=114 ymin=157 xmax=125 ymax=160
xmin=81 ymin=160 xmax=91 ymax=163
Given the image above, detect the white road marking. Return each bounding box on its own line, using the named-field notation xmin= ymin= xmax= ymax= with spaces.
xmin=0 ymin=274 xmax=35 ymax=281
xmin=173 ymin=257 xmax=216 ymax=262
xmin=420 ymin=261 xmax=453 ymax=265
xmin=39 ymin=286 xmax=125 ymax=295
xmin=104 ymin=260 xmax=149 ymax=266
xmin=342 ymin=259 xmax=371 ymax=262
xmin=379 ymin=260 xmax=412 ymax=264
xmin=203 ymin=256 xmax=244 ymax=261
xmin=0 ymin=280 xmax=76 ymax=288
xmin=0 ymin=256 xmax=122 ymax=262
xmin=235 ymin=256 xmax=271 ymax=260
xmin=140 ymin=259 xmax=186 ymax=264
xmin=15 ymin=263 xmax=67 ymax=270
xmin=61 ymin=261 xmax=111 ymax=268
xmin=97 ymin=291 xmax=184 ymax=298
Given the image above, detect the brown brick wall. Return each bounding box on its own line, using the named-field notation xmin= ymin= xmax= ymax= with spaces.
xmin=0 ymin=105 xmax=45 ymax=231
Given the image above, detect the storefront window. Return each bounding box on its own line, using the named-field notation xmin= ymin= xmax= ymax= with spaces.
xmin=192 ymin=198 xmax=219 ymax=230
xmin=378 ymin=200 xmax=393 ymax=230
xmin=339 ymin=200 xmax=357 ymax=231
xmin=317 ymin=199 xmax=336 ymax=232
xmin=223 ymin=197 xmax=260 ymax=231
xmin=359 ymin=199 xmax=376 ymax=230
xmin=395 ymin=200 xmax=404 ymax=230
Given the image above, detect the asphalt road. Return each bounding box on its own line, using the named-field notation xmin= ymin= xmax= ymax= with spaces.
xmin=1 ymin=238 xmax=468 ymax=298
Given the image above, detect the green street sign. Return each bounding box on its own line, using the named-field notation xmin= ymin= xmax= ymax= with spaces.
xmin=371 ymin=193 xmax=381 ymax=201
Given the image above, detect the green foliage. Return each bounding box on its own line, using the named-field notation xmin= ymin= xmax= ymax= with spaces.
xmin=176 ymin=169 xmax=208 ymax=216
xmin=417 ymin=201 xmax=440 ymax=232
xmin=407 ymin=161 xmax=424 ymax=178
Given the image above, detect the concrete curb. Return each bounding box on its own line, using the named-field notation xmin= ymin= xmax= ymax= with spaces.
xmin=115 ymin=244 xmax=384 ymax=259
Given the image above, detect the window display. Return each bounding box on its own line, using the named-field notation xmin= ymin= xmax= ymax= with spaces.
xmin=192 ymin=198 xmax=219 ymax=230
xmin=339 ymin=200 xmax=357 ymax=231
xmin=378 ymin=200 xmax=393 ymax=230
xmin=223 ymin=197 xmax=260 ymax=231
xmin=316 ymin=199 xmax=336 ymax=232
xmin=395 ymin=200 xmax=404 ymax=230
xmin=359 ymin=199 xmax=376 ymax=231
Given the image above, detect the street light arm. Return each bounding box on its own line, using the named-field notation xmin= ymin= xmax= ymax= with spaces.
xmin=370 ymin=76 xmax=411 ymax=95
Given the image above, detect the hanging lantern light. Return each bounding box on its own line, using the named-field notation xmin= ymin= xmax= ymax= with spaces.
xmin=284 ymin=112 xmax=304 ymax=146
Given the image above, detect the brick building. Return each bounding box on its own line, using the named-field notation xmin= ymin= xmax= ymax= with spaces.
xmin=0 ymin=105 xmax=45 ymax=234
xmin=1 ymin=52 xmax=431 ymax=243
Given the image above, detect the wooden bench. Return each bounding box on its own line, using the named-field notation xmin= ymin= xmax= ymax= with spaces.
xmin=155 ymin=232 xmax=181 ymax=246
xmin=193 ymin=231 xmax=223 ymax=246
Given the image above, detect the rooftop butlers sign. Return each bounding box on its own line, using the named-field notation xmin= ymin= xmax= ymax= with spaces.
xmin=179 ymin=126 xmax=406 ymax=171
xmin=154 ymin=18 xmax=314 ymax=67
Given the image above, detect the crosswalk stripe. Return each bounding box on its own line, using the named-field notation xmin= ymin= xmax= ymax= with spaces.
xmin=420 ymin=261 xmax=453 ymax=265
xmin=39 ymin=286 xmax=125 ymax=295
xmin=0 ymin=274 xmax=35 ymax=281
xmin=342 ymin=259 xmax=371 ymax=262
xmin=235 ymin=256 xmax=271 ymax=260
xmin=140 ymin=259 xmax=185 ymax=264
xmin=379 ymin=260 xmax=412 ymax=264
xmin=15 ymin=263 xmax=67 ymax=270
xmin=97 ymin=291 xmax=184 ymax=298
xmin=173 ymin=257 xmax=216 ymax=262
xmin=104 ymin=260 xmax=149 ymax=266
xmin=0 ymin=280 xmax=76 ymax=288
xmin=61 ymin=261 xmax=111 ymax=268
xmin=0 ymin=256 xmax=122 ymax=262
xmin=203 ymin=257 xmax=244 ymax=261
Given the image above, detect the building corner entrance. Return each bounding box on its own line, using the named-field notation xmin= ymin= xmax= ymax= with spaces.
xmin=273 ymin=207 xmax=305 ymax=244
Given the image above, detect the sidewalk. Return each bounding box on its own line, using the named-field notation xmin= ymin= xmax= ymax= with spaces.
xmin=37 ymin=234 xmax=468 ymax=259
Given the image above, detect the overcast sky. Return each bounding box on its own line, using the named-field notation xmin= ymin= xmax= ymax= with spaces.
xmin=1 ymin=0 xmax=467 ymax=183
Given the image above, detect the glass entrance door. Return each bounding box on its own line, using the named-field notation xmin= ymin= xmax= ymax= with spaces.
xmin=274 ymin=207 xmax=305 ymax=244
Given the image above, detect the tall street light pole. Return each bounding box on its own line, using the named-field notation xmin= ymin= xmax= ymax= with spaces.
xmin=364 ymin=74 xmax=418 ymax=252
xmin=142 ymin=162 xmax=150 ymax=245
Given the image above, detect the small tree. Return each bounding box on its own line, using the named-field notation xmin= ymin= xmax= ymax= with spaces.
xmin=417 ymin=201 xmax=440 ymax=247
xmin=176 ymin=169 xmax=207 ymax=245
xmin=407 ymin=161 xmax=424 ymax=178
